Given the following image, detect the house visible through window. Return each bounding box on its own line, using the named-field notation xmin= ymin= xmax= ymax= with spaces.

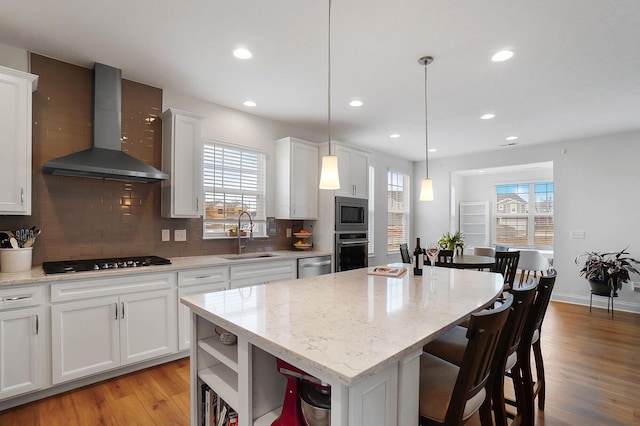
xmin=387 ymin=170 xmax=410 ymax=253
xmin=202 ymin=140 xmax=266 ymax=238
xmin=494 ymin=181 xmax=554 ymax=248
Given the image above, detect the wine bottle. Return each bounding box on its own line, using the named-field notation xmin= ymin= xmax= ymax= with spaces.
xmin=414 ymin=237 xmax=423 ymax=275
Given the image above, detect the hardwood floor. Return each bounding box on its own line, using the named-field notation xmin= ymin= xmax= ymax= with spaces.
xmin=0 ymin=301 xmax=638 ymax=425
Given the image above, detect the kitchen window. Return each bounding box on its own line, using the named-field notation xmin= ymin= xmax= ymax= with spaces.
xmin=494 ymin=181 xmax=554 ymax=249
xmin=387 ymin=170 xmax=410 ymax=253
xmin=202 ymin=140 xmax=266 ymax=239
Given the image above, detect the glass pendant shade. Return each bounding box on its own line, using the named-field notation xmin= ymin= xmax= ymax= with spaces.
xmin=419 ymin=178 xmax=434 ymax=201
xmin=319 ymin=154 xmax=340 ymax=189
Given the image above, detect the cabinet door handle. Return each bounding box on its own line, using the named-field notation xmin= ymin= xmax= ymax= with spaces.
xmin=35 ymin=314 xmax=39 ymax=335
xmin=115 ymin=303 xmax=118 ymax=320
xmin=21 ymin=187 xmax=24 ymax=206
xmin=2 ymin=295 xmax=31 ymax=302
xmin=196 ymin=197 xmax=199 ymax=211
xmin=121 ymin=302 xmax=125 ymax=319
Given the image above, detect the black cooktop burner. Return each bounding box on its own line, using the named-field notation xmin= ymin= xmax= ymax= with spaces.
xmin=43 ymin=255 xmax=171 ymax=275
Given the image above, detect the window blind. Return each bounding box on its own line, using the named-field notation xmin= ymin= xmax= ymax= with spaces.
xmin=203 ymin=141 xmax=266 ymax=238
xmin=387 ymin=170 xmax=410 ymax=253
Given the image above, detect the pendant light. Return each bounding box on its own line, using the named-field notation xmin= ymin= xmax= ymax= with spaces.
xmin=318 ymin=0 xmax=340 ymax=190
xmin=418 ymin=56 xmax=434 ymax=201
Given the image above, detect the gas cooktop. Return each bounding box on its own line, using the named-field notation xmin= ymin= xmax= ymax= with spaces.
xmin=42 ymin=255 xmax=171 ymax=275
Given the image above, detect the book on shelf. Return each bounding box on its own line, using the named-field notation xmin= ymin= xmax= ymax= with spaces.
xmin=367 ymin=265 xmax=407 ymax=277
xmin=201 ymin=383 xmax=237 ymax=426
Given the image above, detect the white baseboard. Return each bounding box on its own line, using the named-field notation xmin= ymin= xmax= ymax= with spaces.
xmin=552 ymin=293 xmax=640 ymax=314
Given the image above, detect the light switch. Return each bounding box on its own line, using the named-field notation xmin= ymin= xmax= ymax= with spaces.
xmin=569 ymin=230 xmax=585 ymax=239
xmin=161 ymin=229 xmax=170 ymax=242
xmin=175 ymin=229 xmax=187 ymax=241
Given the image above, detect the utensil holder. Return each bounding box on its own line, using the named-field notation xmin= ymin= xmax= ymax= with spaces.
xmin=0 ymin=247 xmax=33 ymax=273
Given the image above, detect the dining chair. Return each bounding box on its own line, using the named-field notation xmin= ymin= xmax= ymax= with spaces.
xmin=419 ymin=294 xmax=513 ymax=426
xmin=517 ymin=250 xmax=549 ymax=286
xmin=493 ymin=251 xmax=520 ymax=290
xmin=513 ymin=270 xmax=556 ymax=422
xmin=437 ymin=249 xmax=455 ymax=264
xmin=473 ymin=247 xmax=495 ymax=257
xmin=400 ymin=243 xmax=411 ymax=263
xmin=424 ymin=282 xmax=538 ymax=426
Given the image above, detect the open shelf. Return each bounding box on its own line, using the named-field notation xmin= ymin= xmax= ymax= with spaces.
xmin=198 ymin=336 xmax=239 ymax=372
xmin=254 ymin=407 xmax=282 ymax=426
xmin=198 ymin=364 xmax=239 ymax=412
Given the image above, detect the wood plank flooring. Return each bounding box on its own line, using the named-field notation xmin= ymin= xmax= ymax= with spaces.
xmin=0 ymin=301 xmax=638 ymax=425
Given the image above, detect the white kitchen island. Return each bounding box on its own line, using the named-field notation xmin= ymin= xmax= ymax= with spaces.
xmin=181 ymin=266 xmax=503 ymax=426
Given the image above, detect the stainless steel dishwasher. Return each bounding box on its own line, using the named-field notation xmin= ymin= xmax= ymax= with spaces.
xmin=297 ymin=255 xmax=332 ymax=278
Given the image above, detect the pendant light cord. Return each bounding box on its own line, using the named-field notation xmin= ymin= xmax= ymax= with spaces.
xmin=424 ymin=61 xmax=429 ymax=179
xmin=328 ymin=0 xmax=332 ymax=152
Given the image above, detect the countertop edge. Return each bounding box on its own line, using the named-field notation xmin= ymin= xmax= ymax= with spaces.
xmin=0 ymin=250 xmax=332 ymax=287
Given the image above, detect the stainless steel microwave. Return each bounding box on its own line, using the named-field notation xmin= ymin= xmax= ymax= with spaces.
xmin=335 ymin=196 xmax=368 ymax=232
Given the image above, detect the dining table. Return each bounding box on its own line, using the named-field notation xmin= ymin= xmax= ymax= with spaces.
xmin=432 ymin=254 xmax=496 ymax=270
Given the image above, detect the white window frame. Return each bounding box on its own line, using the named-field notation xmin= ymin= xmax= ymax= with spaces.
xmin=494 ymin=181 xmax=554 ymax=249
xmin=387 ymin=169 xmax=410 ymax=254
xmin=368 ymin=165 xmax=375 ymax=256
xmin=202 ymin=139 xmax=267 ymax=239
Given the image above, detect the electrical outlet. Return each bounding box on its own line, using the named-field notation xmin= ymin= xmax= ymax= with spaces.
xmin=286 ymin=228 xmax=292 ymax=238
xmin=161 ymin=229 xmax=170 ymax=242
xmin=569 ymin=230 xmax=585 ymax=239
xmin=175 ymin=229 xmax=187 ymax=242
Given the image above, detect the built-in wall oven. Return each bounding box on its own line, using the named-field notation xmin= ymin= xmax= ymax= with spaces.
xmin=335 ymin=232 xmax=368 ymax=272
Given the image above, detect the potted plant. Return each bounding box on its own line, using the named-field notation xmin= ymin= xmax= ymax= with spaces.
xmin=575 ymin=248 xmax=640 ymax=296
xmin=438 ymin=231 xmax=465 ymax=254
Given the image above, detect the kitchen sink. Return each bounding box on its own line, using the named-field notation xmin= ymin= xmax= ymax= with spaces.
xmin=221 ymin=253 xmax=278 ymax=260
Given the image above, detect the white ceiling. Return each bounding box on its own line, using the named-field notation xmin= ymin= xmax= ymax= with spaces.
xmin=1 ymin=0 xmax=639 ymax=161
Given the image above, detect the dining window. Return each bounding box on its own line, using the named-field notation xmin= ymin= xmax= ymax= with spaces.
xmin=387 ymin=170 xmax=410 ymax=253
xmin=202 ymin=140 xmax=266 ymax=238
xmin=494 ymin=181 xmax=554 ymax=248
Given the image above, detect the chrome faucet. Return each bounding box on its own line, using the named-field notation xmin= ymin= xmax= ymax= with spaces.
xmin=237 ymin=211 xmax=254 ymax=254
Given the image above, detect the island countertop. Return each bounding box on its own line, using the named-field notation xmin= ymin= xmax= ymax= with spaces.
xmin=181 ymin=266 xmax=503 ymax=387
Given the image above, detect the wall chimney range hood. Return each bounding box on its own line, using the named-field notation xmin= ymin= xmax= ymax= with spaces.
xmin=42 ymin=63 xmax=168 ymax=183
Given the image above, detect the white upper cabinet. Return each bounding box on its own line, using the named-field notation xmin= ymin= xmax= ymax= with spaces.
xmin=275 ymin=137 xmax=319 ymax=219
xmin=160 ymin=108 xmax=204 ymax=218
xmin=334 ymin=143 xmax=369 ymax=199
xmin=0 ymin=66 xmax=38 ymax=215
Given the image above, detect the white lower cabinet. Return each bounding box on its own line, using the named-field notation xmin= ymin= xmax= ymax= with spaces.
xmin=229 ymin=260 xmax=296 ymax=289
xmin=0 ymin=286 xmax=45 ymax=400
xmin=51 ymin=273 xmax=177 ymax=384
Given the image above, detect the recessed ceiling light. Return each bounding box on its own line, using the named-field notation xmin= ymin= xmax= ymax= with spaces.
xmin=428 ymin=148 xmax=437 ymax=153
xmin=389 ymin=133 xmax=400 ymax=138
xmin=233 ymin=48 xmax=252 ymax=59
xmin=243 ymin=100 xmax=257 ymax=107
xmin=480 ymin=113 xmax=496 ymax=120
xmin=478 ymin=170 xmax=485 ymax=173
xmin=491 ymin=50 xmax=514 ymax=62
xmin=349 ymin=100 xmax=363 ymax=107
xmin=506 ymin=136 xmax=519 ymax=141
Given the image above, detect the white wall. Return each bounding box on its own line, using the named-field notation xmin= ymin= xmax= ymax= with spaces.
xmin=413 ymin=130 xmax=640 ymax=313
xmin=0 ymin=42 xmax=29 ymax=71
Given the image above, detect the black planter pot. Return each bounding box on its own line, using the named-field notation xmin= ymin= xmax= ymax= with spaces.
xmin=588 ymin=278 xmax=619 ymax=297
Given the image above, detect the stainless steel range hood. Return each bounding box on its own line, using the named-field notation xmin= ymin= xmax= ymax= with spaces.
xmin=42 ymin=63 xmax=168 ymax=183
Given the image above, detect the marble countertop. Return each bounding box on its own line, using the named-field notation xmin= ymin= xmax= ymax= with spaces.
xmin=181 ymin=266 xmax=503 ymax=387
xmin=0 ymin=250 xmax=332 ymax=287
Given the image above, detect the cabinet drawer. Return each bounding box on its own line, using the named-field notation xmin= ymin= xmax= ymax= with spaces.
xmin=51 ymin=272 xmax=176 ymax=303
xmin=0 ymin=286 xmax=43 ymax=310
xmin=230 ymin=260 xmax=296 ymax=288
xmin=178 ymin=267 xmax=228 ymax=287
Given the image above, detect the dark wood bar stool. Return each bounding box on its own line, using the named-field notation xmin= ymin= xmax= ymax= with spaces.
xmin=493 ymin=251 xmax=520 ymax=291
xmin=419 ymin=294 xmax=513 ymax=426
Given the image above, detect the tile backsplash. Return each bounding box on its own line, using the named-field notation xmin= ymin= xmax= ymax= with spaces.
xmin=0 ymin=54 xmax=299 ymax=266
